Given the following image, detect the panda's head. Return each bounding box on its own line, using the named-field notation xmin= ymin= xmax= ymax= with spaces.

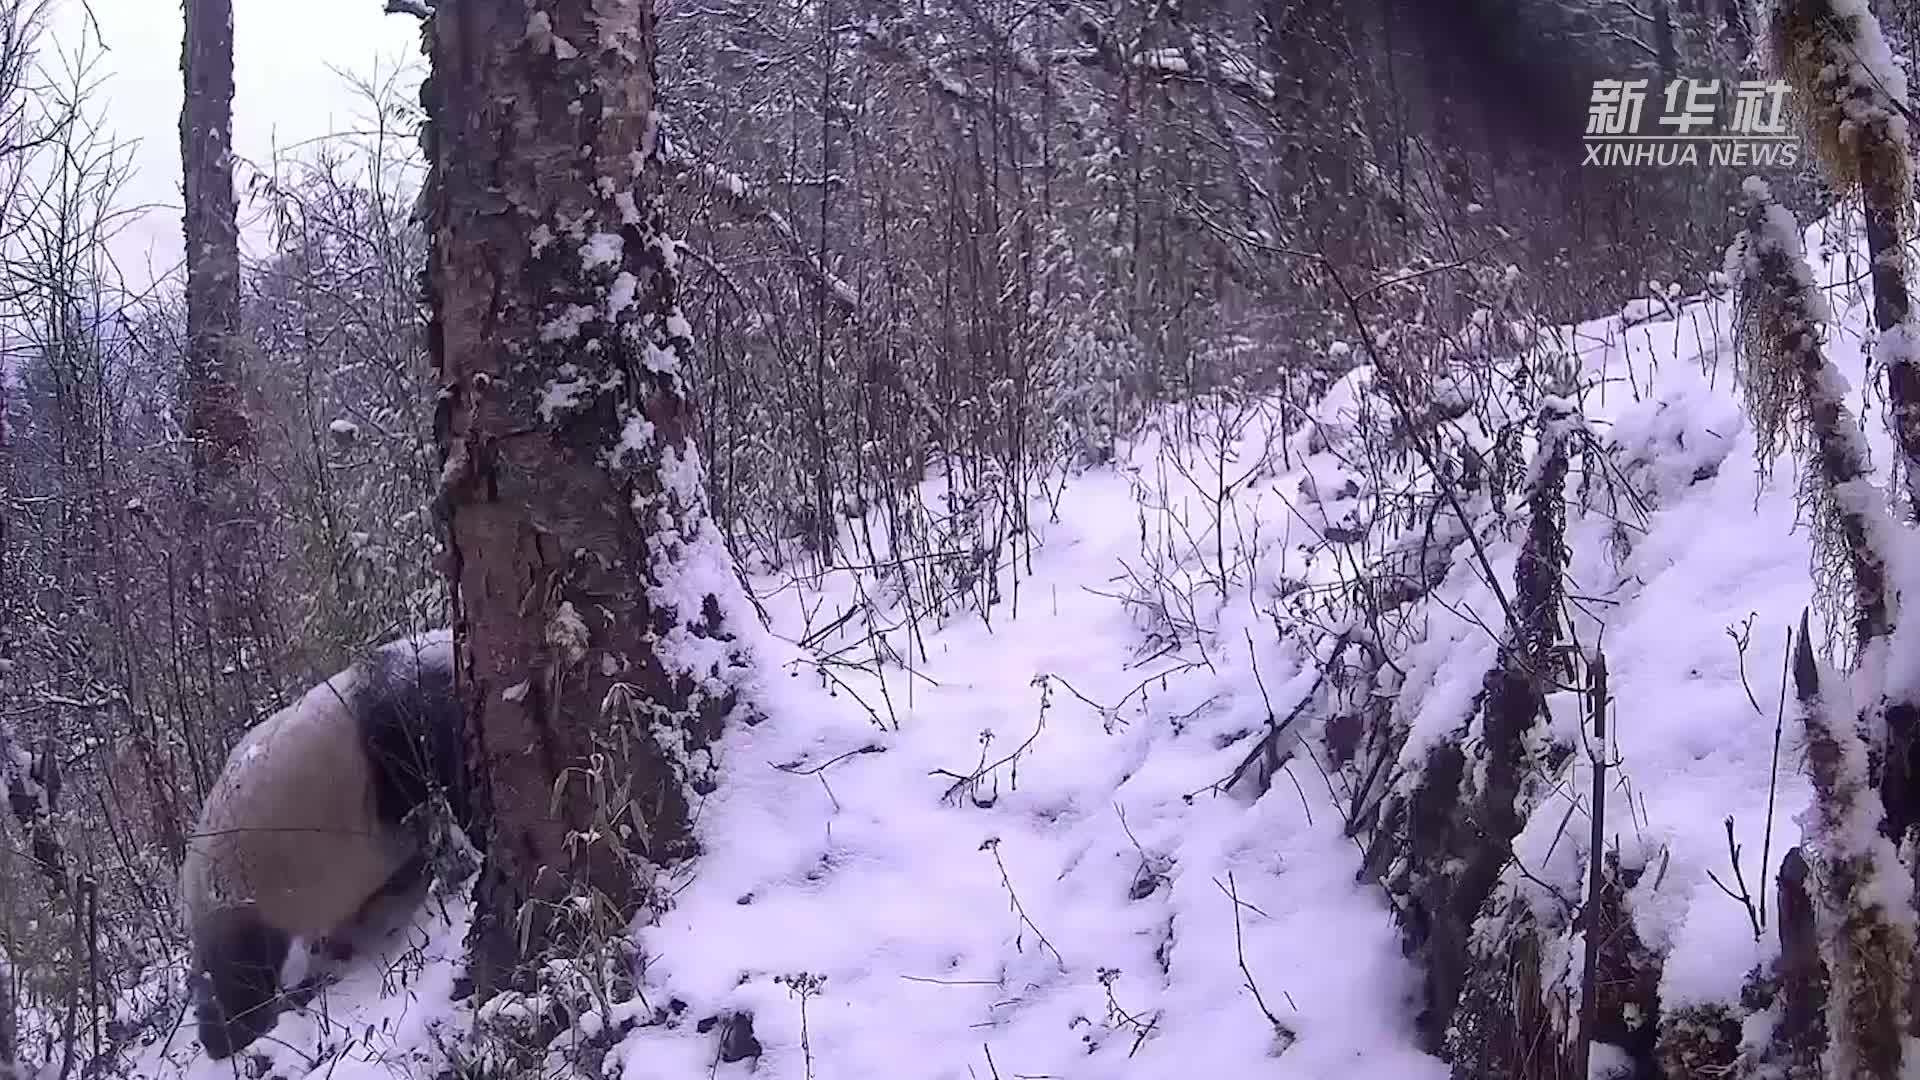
xmin=182 ymin=632 xmax=471 ymax=1059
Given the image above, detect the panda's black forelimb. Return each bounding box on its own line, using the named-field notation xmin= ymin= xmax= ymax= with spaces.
xmin=373 ymin=851 xmax=429 ymax=904
xmin=192 ymin=908 xmax=290 ymax=1060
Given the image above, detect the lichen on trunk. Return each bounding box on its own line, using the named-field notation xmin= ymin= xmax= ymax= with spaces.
xmin=1789 ymin=615 xmax=1912 ymax=1079
xmin=420 ymin=0 xmax=753 ymax=1007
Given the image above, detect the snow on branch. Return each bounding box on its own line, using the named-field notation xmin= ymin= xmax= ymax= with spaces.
xmin=945 ymin=0 xmax=1091 ymax=140
xmin=852 ymin=22 xmax=1040 ymax=148
xmin=1788 ymin=612 xmax=1914 ymax=1080
xmin=1726 ymin=177 xmax=1895 ymax=654
xmin=1766 ymin=0 xmax=1911 ymax=208
xmin=657 ymin=136 xmax=946 ymax=438
xmin=1068 ymin=21 xmax=1276 ymax=110
xmin=658 ymin=136 xmax=858 ymax=315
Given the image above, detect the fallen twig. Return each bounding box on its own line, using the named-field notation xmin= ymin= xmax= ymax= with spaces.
xmin=1215 ymin=873 xmax=1296 ymax=1050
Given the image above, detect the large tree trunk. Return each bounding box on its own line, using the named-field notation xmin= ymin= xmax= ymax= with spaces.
xmin=179 ymin=0 xmax=253 ymax=744
xmin=423 ymin=0 xmax=743 ymax=1001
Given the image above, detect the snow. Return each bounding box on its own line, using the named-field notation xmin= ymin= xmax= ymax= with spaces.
xmin=644 ymin=339 xmax=682 ymax=376
xmin=539 ymin=303 xmax=598 ymax=343
xmin=605 ymin=410 xmax=656 ymax=468
xmin=607 ymin=269 xmax=639 ymax=320
xmin=1589 ymin=1040 xmax=1634 ymax=1078
xmin=1827 ymin=0 xmax=1912 ymax=109
xmin=1874 ymin=320 xmax=1920 ymax=384
xmin=128 ymin=197 xmax=1920 ymax=1078
xmin=615 ymin=189 xmax=643 ymax=226
xmin=604 ymin=435 xmax=1447 ymax=1077
xmin=1771 ymin=0 xmax=1913 ymax=176
xmin=536 ymin=366 xmax=591 ymax=420
xmin=1619 ymin=297 xmax=1671 ymax=327
xmin=581 ymin=230 xmax=624 ymax=272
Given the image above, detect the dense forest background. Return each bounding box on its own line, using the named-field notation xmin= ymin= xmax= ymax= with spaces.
xmin=0 ymin=0 xmax=1916 ymax=1077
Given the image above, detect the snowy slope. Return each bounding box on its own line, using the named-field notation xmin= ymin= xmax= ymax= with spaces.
xmin=131 ymin=206 xmax=1894 ymax=1079
xmin=612 ymin=448 xmax=1442 ymax=1080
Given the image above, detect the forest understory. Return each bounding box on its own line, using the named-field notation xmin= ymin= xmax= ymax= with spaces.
xmin=79 ymin=197 xmax=1912 ymax=1078
xmin=2 ymin=0 xmax=1919 ymax=1078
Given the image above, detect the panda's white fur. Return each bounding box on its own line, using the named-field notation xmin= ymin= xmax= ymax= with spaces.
xmin=182 ymin=631 xmax=466 ymax=1059
xmin=183 ymin=669 xmax=409 ymax=940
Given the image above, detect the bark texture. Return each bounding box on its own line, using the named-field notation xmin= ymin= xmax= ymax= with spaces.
xmin=1769 ymin=847 xmax=1830 ymax=1077
xmin=1847 ymin=18 xmax=1920 ymax=850
xmin=180 ymin=0 xmax=254 ymax=740
xmin=422 ymin=0 xmax=740 ymax=1000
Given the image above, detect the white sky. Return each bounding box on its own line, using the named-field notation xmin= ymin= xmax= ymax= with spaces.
xmin=50 ymin=0 xmax=416 ymax=291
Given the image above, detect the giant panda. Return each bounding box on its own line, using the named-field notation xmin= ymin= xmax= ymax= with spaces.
xmin=182 ymin=631 xmax=475 ymax=1059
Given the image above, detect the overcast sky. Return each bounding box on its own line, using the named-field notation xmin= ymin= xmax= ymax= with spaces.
xmin=50 ymin=0 xmax=417 ymax=291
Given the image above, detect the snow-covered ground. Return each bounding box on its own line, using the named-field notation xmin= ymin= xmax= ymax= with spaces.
xmin=137 ymin=203 xmax=1898 ymax=1078
xmin=613 ymin=445 xmax=1443 ymax=1080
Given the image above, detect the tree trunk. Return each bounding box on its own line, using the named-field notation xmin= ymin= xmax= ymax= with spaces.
xmin=423 ymin=0 xmax=744 ymax=1001
xmin=179 ymin=0 xmax=253 ymax=741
